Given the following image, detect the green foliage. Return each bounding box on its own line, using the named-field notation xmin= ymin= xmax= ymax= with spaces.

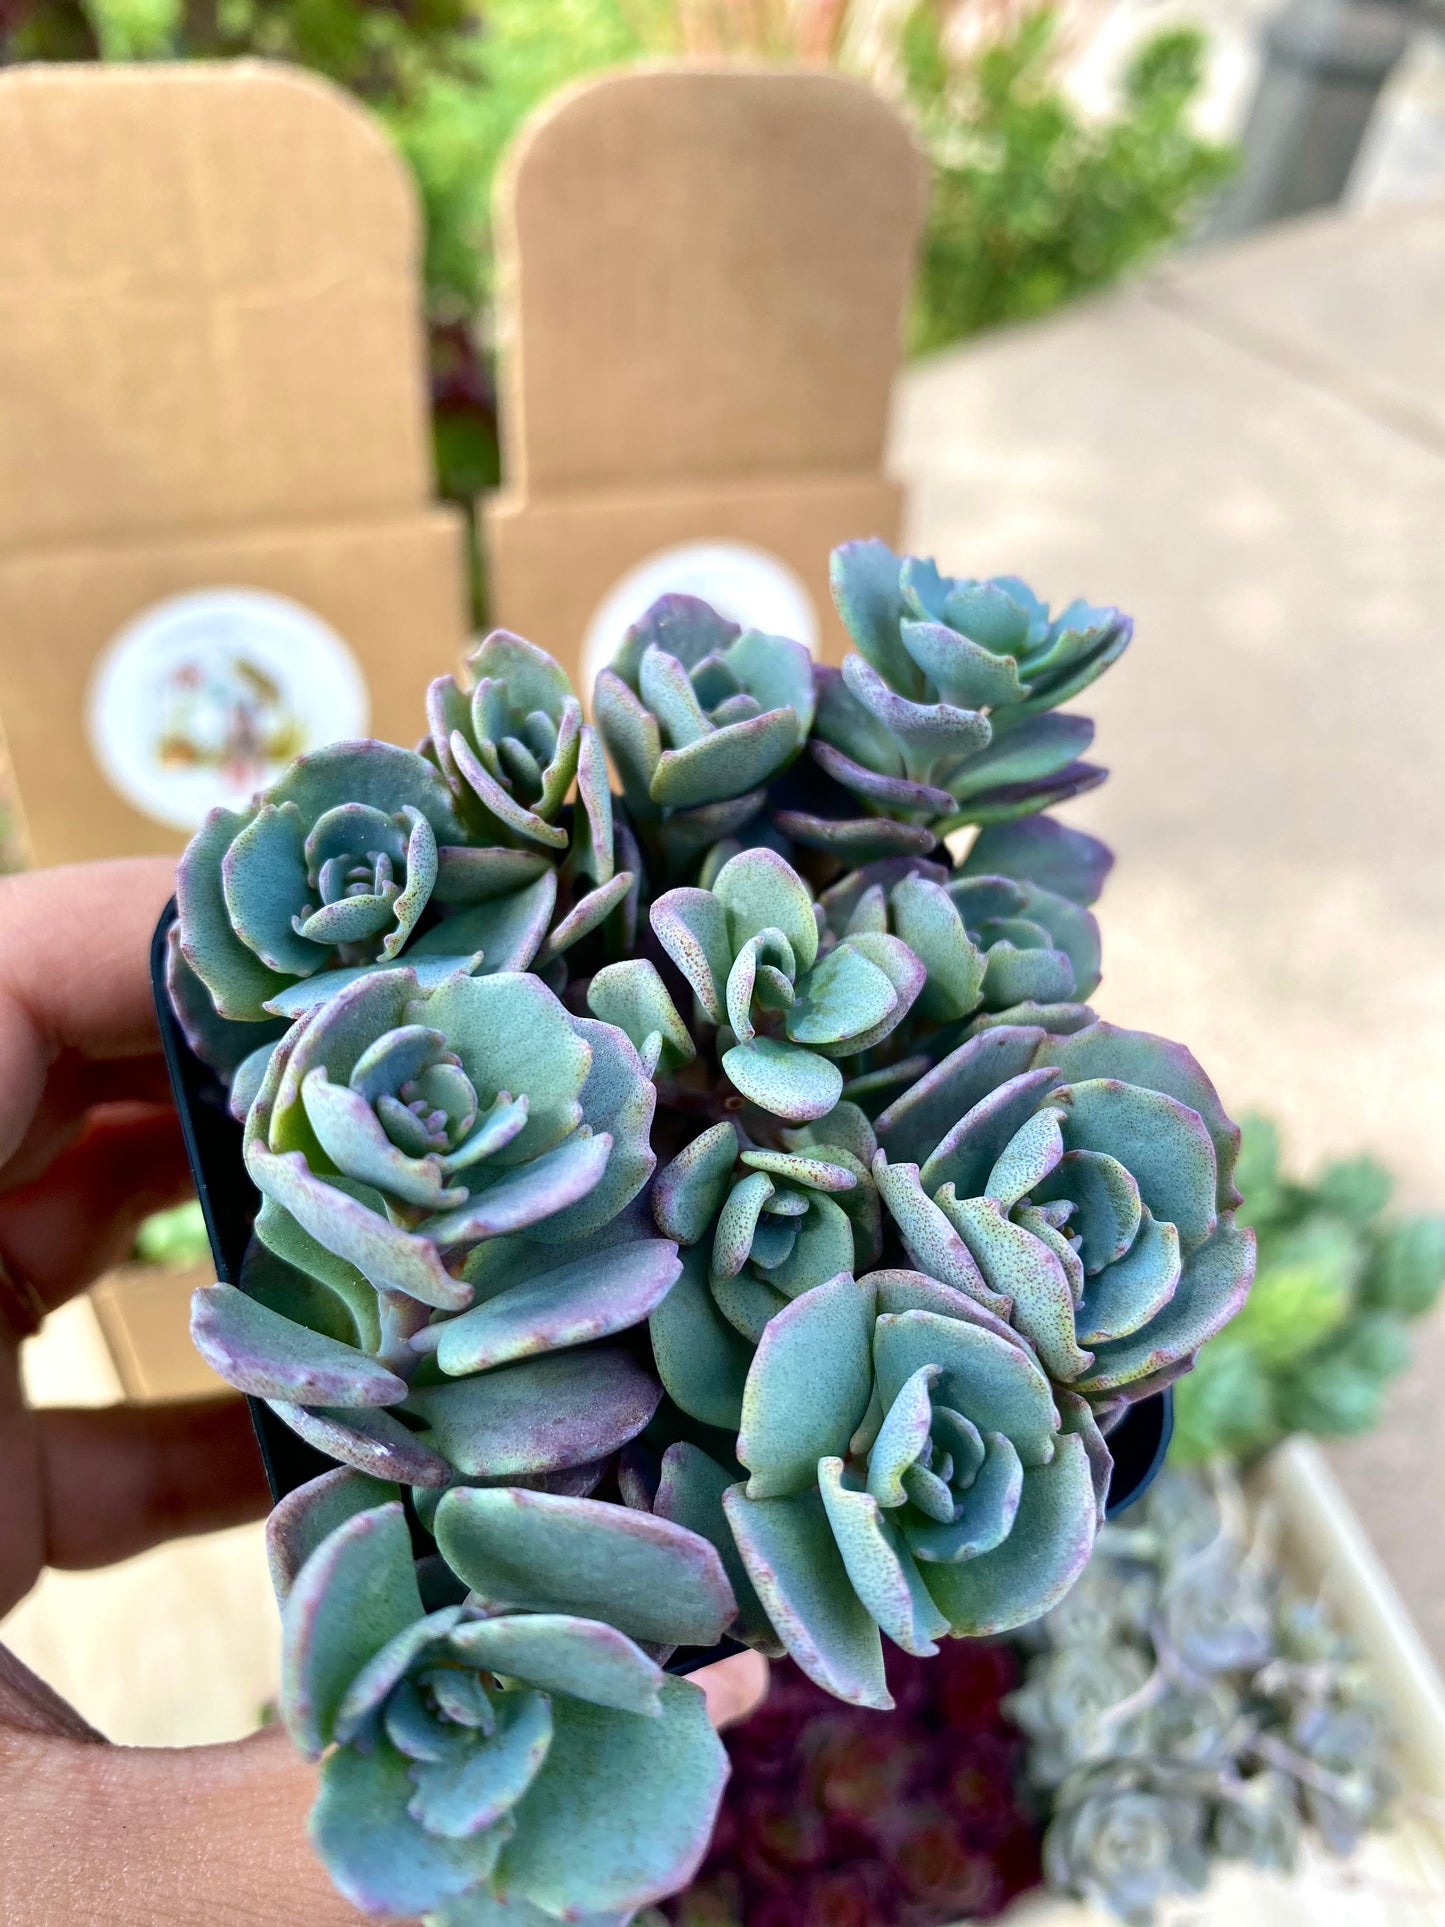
xmin=1173 ymin=1115 xmax=1445 ymax=1463
xmin=133 ymin=1198 xmax=213 ymax=1267
xmin=904 ymin=6 xmax=1235 ymax=355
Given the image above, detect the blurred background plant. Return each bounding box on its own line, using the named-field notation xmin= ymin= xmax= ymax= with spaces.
xmin=1173 ymin=1117 xmax=1445 ymax=1464
xmin=1009 ymin=1463 xmax=1396 ymax=1922
xmin=0 ymin=0 xmax=1233 ymax=604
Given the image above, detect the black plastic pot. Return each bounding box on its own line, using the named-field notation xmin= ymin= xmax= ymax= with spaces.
xmin=151 ymin=901 xmax=1172 ymax=1655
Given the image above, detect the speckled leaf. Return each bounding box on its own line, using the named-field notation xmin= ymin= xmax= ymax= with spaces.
xmin=775 ymin=812 xmax=940 ymax=863
xmin=176 ymin=806 xmax=293 ymax=1019
xmin=724 ymin=1485 xmax=890 ymax=1708
xmin=874 ymin=1026 xmax=1047 ymax=1166
xmin=653 ymin=1123 xmax=739 ymax=1245
xmin=786 ymin=942 xmax=898 ymax=1048
xmin=738 ymin=1272 xmax=875 ymax=1499
xmin=649 ymin=888 xmax=732 ymax=1022
xmin=649 ymin=1243 xmax=752 ymax=1429
xmin=448 ymin=1615 xmax=664 ymax=1715
xmin=1061 ymin=1079 xmax=1217 ymax=1251
xmin=421 ymin=1131 xmax=613 ymax=1245
xmin=651 ymin=707 xmax=800 ymax=808
xmin=712 ymin=1171 xmax=775 ymax=1277
xmin=712 ymin=847 xmax=818 ymax=968
xmin=872 ymin=1309 xmax=1058 ymax=1464
xmin=723 ymin=1036 xmax=843 ymax=1123
xmin=921 ymin=1434 xmax=1097 ymax=1635
xmin=280 ymin=1501 xmax=422 ymax=1757
xmin=269 ymin=1399 xmax=454 ymax=1487
xmin=830 ymin=539 xmax=918 ymax=694
xmin=654 ymin=1443 xmax=778 ymax=1652
xmin=818 ymin=1457 xmax=949 ymax=1655
xmin=191 ymin=1283 xmax=405 ymax=1407
xmin=1075 ymin=1207 xmax=1182 ymax=1345
xmin=435 ymin=1241 xmax=680 ymax=1375
xmin=408 ymin=1346 xmax=659 ymax=1477
xmin=265 ymin=1466 xmax=400 ymax=1607
xmin=410 ymin=873 xmax=558 ymax=975
xmin=248 ymin=1145 xmax=471 ymax=1309
xmin=1077 ymin=1217 xmax=1254 ymax=1396
xmin=587 ymin=961 xmax=695 ymax=1072
xmin=961 ymin=815 xmax=1113 ymax=907
xmin=872 ymin=1157 xmax=1002 ymax=1312
xmin=1033 ymin=1149 xmax=1142 ymax=1273
xmin=311 ymin=1736 xmax=490 ymax=1916
xmin=765 ymin=1193 xmax=857 ymax=1298
xmin=435 ymin=1487 xmax=735 ymax=1647
xmin=497 ymin=1676 xmax=727 ymax=1919
xmin=1043 ymin=1022 xmax=1243 ymax=1211
xmin=945 ymin=1195 xmax=1093 ymax=1382
xmin=902 ymin=1433 xmax=1024 ymax=1563
xmin=409 ymin=1690 xmax=553 ymax=1839
xmin=898 ymin=618 xmax=1028 ymax=709
xmin=919 ymin=1069 xmax=1063 ymax=1201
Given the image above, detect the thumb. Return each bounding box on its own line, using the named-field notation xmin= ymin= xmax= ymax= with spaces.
xmin=0 ymin=1714 xmax=372 ymax=1926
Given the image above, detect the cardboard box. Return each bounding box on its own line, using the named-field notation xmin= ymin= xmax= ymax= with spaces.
xmin=90 ymin=1265 xmax=226 ymax=1404
xmin=485 ymin=64 xmax=927 ymax=683
xmin=0 ymin=61 xmax=470 ymax=866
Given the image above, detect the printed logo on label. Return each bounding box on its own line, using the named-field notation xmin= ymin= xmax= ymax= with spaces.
xmin=580 ymin=541 xmax=819 ymax=701
xmin=86 ymin=588 xmax=370 ymax=831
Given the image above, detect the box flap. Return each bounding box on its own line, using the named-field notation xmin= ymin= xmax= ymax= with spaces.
xmin=496 ymin=64 xmax=927 ymax=497
xmin=0 ymin=61 xmax=434 ymax=550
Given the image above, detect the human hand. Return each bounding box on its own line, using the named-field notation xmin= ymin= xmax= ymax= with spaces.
xmin=0 ymin=857 xmax=766 ymax=1926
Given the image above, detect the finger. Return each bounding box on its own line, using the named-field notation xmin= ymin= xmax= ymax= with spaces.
xmin=0 ymin=857 xmax=178 ymax=1170
xmin=0 ymin=1105 xmax=193 ymax=1313
xmin=39 ymin=1397 xmax=270 ymax=1572
xmin=0 ymin=1057 xmax=179 ymax=1193
xmin=694 ymin=1649 xmax=770 ymax=1730
xmin=0 ymin=1724 xmax=367 ymax=1927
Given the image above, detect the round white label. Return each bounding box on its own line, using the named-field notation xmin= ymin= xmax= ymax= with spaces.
xmin=580 ymin=540 xmax=819 ymax=701
xmin=86 ymin=588 xmax=370 ymax=831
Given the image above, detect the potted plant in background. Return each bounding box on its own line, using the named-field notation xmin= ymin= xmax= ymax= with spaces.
xmin=161 ymin=537 xmax=1254 ymax=1921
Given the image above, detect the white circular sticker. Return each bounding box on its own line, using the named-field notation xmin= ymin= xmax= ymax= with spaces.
xmin=86 ymin=588 xmax=370 ymax=831
xmin=580 ymin=540 xmax=819 ymax=701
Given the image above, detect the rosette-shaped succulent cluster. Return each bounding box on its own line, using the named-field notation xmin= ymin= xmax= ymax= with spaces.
xmin=269 ymin=1472 xmax=732 ymax=1924
xmin=170 ymin=535 xmax=1253 ymax=1921
xmin=800 ymin=540 xmax=1131 ymax=855
xmin=1014 ymin=1466 xmax=1395 ymax=1923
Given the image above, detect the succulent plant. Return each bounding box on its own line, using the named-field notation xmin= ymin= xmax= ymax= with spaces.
xmin=595 ymin=596 xmax=815 ymax=869
xmin=872 ymin=1022 xmax=1254 ymax=1413
xmin=1016 ymin=1465 xmax=1395 ymax=1923
xmin=174 ymin=741 xmax=556 ymax=1037
xmin=651 ymin=846 xmax=925 ymax=1124
xmin=807 ymin=539 xmax=1130 ymax=846
xmin=1043 ymin=1760 xmax=1209 ymax=1925
xmin=647 ymin=1108 xmax=881 ymax=1428
xmin=269 ymin=1473 xmax=732 ymax=1922
xmin=719 ymin=1268 xmax=1111 ymax=1707
xmin=169 ymin=536 xmax=1250 ymax=1921
xmin=1174 ymin=1114 xmax=1445 ymax=1462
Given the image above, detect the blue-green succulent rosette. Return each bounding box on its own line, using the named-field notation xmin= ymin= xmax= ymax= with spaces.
xmin=267 ymin=1469 xmax=736 ymax=1925
xmin=871 ymin=1021 xmax=1255 ymax=1415
xmin=794 ymin=538 xmax=1130 ymax=852
xmin=719 ymin=1268 xmax=1112 ymax=1708
xmin=170 ymin=740 xmax=562 ymax=1093
xmin=595 ymin=594 xmax=816 ymax=865
xmin=214 ymin=963 xmax=666 ymax=1485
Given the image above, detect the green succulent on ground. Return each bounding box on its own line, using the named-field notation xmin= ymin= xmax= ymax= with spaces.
xmin=1016 ymin=1465 xmax=1395 ymax=1924
xmin=169 ymin=541 xmax=1256 ymax=1923
xmin=1173 ymin=1115 xmax=1445 ymax=1462
xmin=268 ymin=1473 xmax=732 ymax=1925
